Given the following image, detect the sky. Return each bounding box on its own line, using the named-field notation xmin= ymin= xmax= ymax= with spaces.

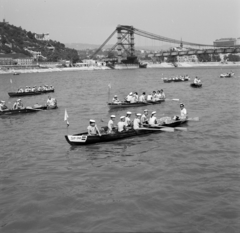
xmin=0 ymin=0 xmax=240 ymax=46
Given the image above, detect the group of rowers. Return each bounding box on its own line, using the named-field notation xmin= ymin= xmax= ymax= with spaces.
xmin=87 ymin=103 xmax=187 ymax=136
xmin=17 ymin=85 xmax=54 ymax=93
xmin=163 ymin=75 xmax=190 ymax=81
xmin=0 ymin=96 xmax=57 ymax=111
xmin=193 ymin=77 xmax=201 ymax=84
xmin=112 ymin=90 xmax=166 ymax=104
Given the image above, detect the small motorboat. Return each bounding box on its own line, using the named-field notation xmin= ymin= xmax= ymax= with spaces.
xmin=220 ymin=72 xmax=234 ymax=78
xmin=190 ymin=83 xmax=202 ymax=88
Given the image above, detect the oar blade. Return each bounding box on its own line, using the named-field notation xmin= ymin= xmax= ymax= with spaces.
xmin=188 ymin=117 xmax=199 ymax=121
xmin=139 ymin=127 xmax=174 ymax=132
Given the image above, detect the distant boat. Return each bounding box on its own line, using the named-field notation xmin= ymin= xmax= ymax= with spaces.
xmin=13 ymin=72 xmax=20 ymax=75
xmin=220 ymin=72 xmax=234 ymax=78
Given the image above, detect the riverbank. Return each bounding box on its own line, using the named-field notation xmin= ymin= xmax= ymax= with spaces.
xmin=0 ymin=62 xmax=239 ymax=74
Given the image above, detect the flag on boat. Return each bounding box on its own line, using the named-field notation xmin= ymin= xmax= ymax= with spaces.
xmin=10 ymin=79 xmax=12 ymax=84
xmin=108 ymin=83 xmax=111 ymax=89
xmin=64 ymin=109 xmax=69 ymax=127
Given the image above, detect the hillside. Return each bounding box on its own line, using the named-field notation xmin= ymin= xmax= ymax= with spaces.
xmin=0 ymin=22 xmax=80 ymax=62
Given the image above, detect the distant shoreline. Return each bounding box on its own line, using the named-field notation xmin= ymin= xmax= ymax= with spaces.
xmin=0 ymin=62 xmax=239 ymax=74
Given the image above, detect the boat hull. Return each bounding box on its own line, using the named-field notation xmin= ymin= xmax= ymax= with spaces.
xmin=65 ymin=128 xmax=163 ymax=146
xmin=8 ymin=89 xmax=54 ymax=97
xmin=108 ymin=100 xmax=165 ymax=109
xmin=190 ymin=83 xmax=202 ymax=88
xmin=0 ymin=108 xmax=40 ymax=115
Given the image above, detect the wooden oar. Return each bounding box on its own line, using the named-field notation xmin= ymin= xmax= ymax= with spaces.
xmin=165 ymin=98 xmax=179 ymax=101
xmin=139 ymin=127 xmax=174 ymax=132
xmin=187 ymin=117 xmax=199 ymax=121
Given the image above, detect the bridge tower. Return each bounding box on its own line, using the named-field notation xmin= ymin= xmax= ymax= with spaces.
xmin=116 ymin=25 xmax=135 ymax=63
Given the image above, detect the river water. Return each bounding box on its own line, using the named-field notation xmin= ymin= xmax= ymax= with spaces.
xmin=0 ymin=66 xmax=240 ymax=232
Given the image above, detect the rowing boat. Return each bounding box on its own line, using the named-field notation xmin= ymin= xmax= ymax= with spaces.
xmin=144 ymin=119 xmax=188 ymax=129
xmin=33 ymin=105 xmax=58 ymax=110
xmin=190 ymin=83 xmax=202 ymax=88
xmin=162 ymin=77 xmax=190 ymax=83
xmin=8 ymin=89 xmax=54 ymax=97
xmin=0 ymin=108 xmax=40 ymax=115
xmin=108 ymin=99 xmax=165 ymax=109
xmin=220 ymin=72 xmax=234 ymax=78
xmin=65 ymin=127 xmax=170 ymax=146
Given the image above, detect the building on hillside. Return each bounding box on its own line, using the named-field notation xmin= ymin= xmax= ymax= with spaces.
xmin=177 ymin=55 xmax=198 ymax=62
xmin=213 ymin=38 xmax=240 ymax=47
xmin=46 ymin=43 xmax=55 ymax=51
xmin=35 ymin=33 xmax=50 ymax=41
xmin=14 ymin=57 xmax=33 ymax=66
xmin=0 ymin=56 xmax=14 ymax=65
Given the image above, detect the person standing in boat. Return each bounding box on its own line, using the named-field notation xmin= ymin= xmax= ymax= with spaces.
xmin=149 ymin=111 xmax=158 ymax=125
xmin=117 ymin=116 xmax=127 ymax=132
xmin=107 ymin=115 xmax=116 ymax=133
xmin=139 ymin=92 xmax=147 ymax=102
xmin=179 ymin=103 xmax=188 ymax=120
xmin=141 ymin=109 xmax=149 ymax=125
xmin=46 ymin=96 xmax=57 ymax=108
xmin=112 ymin=95 xmax=121 ymax=104
xmin=87 ymin=119 xmax=101 ymax=136
xmin=125 ymin=112 xmax=132 ymax=126
xmin=133 ymin=113 xmax=142 ymax=129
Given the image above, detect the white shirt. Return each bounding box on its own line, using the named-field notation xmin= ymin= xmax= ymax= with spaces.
xmin=149 ymin=116 xmax=157 ymax=125
xmin=147 ymin=95 xmax=152 ymax=101
xmin=118 ymin=121 xmax=127 ymax=132
xmin=141 ymin=114 xmax=148 ymax=124
xmin=139 ymin=95 xmax=146 ymax=102
xmin=108 ymin=119 xmax=114 ymax=132
xmin=47 ymin=98 xmax=56 ymax=106
xmin=180 ymin=108 xmax=187 ymax=118
xmin=87 ymin=125 xmax=98 ymax=135
xmin=133 ymin=118 xmax=141 ymax=129
xmin=194 ymin=78 xmax=198 ymax=84
xmin=125 ymin=116 xmax=131 ymax=126
xmin=126 ymin=95 xmax=132 ymax=102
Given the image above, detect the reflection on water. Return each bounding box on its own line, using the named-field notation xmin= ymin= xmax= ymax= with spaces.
xmin=0 ymin=67 xmax=240 ymax=232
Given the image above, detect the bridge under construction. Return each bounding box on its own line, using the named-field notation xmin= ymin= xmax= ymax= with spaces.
xmin=91 ymin=25 xmax=240 ymax=67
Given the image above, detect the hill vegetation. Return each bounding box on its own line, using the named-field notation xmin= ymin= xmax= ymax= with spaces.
xmin=0 ymin=22 xmax=80 ymax=62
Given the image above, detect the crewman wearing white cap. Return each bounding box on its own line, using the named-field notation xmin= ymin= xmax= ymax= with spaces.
xmin=125 ymin=92 xmax=133 ymax=103
xmin=17 ymin=99 xmax=24 ymax=109
xmin=179 ymin=103 xmax=187 ymax=119
xmin=133 ymin=113 xmax=142 ymax=129
xmin=112 ymin=95 xmax=121 ymax=104
xmin=108 ymin=115 xmax=116 ymax=133
xmin=141 ymin=109 xmax=149 ymax=125
xmin=117 ymin=116 xmax=127 ymax=132
xmin=149 ymin=111 xmax=157 ymax=125
xmin=87 ymin=119 xmax=101 ymax=136
xmin=125 ymin=111 xmax=132 ymax=126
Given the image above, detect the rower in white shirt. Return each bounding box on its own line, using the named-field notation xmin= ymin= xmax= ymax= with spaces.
xmin=179 ymin=103 xmax=188 ymax=119
xmin=125 ymin=111 xmax=132 ymax=126
xmin=147 ymin=93 xmax=152 ymax=101
xmin=148 ymin=111 xmax=158 ymax=125
xmin=133 ymin=113 xmax=142 ymax=129
xmin=107 ymin=115 xmax=116 ymax=133
xmin=141 ymin=109 xmax=149 ymax=124
xmin=112 ymin=95 xmax=121 ymax=104
xmin=125 ymin=92 xmax=133 ymax=102
xmin=139 ymin=92 xmax=147 ymax=102
xmin=117 ymin=116 xmax=127 ymax=132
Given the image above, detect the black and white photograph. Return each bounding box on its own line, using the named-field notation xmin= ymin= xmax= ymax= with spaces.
xmin=0 ymin=0 xmax=239 ymax=232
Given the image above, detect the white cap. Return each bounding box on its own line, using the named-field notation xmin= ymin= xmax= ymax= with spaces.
xmin=127 ymin=111 xmax=132 ymax=114
xmin=144 ymin=109 xmax=148 ymax=112
xmin=114 ymin=95 xmax=117 ymax=97
xmin=136 ymin=113 xmax=141 ymax=116
xmin=120 ymin=116 xmax=125 ymax=119
xmin=89 ymin=119 xmax=95 ymax=123
xmin=152 ymin=111 xmax=156 ymax=114
xmin=17 ymin=99 xmax=21 ymax=101
xmin=111 ymin=115 xmax=116 ymax=118
xmin=129 ymin=92 xmax=133 ymax=95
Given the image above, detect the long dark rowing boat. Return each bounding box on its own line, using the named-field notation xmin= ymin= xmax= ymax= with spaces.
xmin=8 ymin=89 xmax=54 ymax=97
xmin=33 ymin=105 xmax=58 ymax=110
xmin=190 ymin=83 xmax=202 ymax=88
xmin=108 ymin=99 xmax=165 ymax=109
xmin=0 ymin=108 xmax=40 ymax=115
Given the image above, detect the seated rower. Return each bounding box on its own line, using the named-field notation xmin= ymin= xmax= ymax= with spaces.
xmin=112 ymin=95 xmax=121 ymax=104
xmin=50 ymin=85 xmax=54 ymax=90
xmin=141 ymin=109 xmax=149 ymax=125
xmin=133 ymin=113 xmax=142 ymax=130
xmin=107 ymin=115 xmax=116 ymax=133
xmin=13 ymin=99 xmax=23 ymax=109
xmin=25 ymin=86 xmax=29 ymax=92
xmin=194 ymin=76 xmax=198 ymax=84
xmin=160 ymin=89 xmax=166 ymax=99
xmin=0 ymin=100 xmax=8 ymax=111
xmin=125 ymin=92 xmax=133 ymax=103
xmin=147 ymin=93 xmax=152 ymax=101
xmin=117 ymin=116 xmax=127 ymax=132
xmin=139 ymin=92 xmax=147 ymax=102
xmin=46 ymin=96 xmax=57 ymax=108
xmin=149 ymin=111 xmax=158 ymax=125
xmin=125 ymin=111 xmax=132 ymax=126
xmin=87 ymin=119 xmax=101 ymax=136
xmin=152 ymin=91 xmax=158 ymax=102
xmin=130 ymin=93 xmax=138 ymax=103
